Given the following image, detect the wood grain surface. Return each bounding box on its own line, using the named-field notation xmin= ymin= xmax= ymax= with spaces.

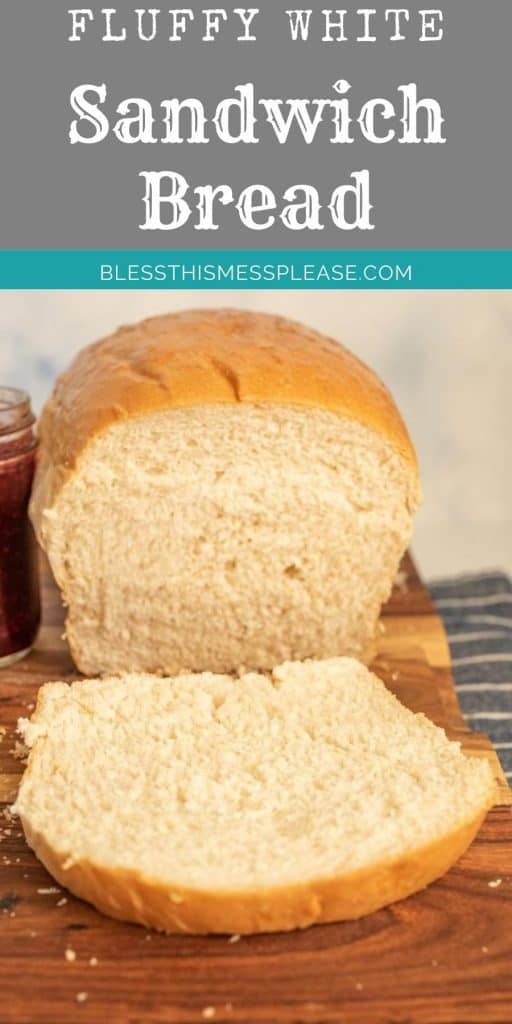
xmin=0 ymin=555 xmax=511 ymax=1024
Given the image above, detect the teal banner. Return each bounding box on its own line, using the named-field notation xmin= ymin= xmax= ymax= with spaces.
xmin=0 ymin=251 xmax=511 ymax=290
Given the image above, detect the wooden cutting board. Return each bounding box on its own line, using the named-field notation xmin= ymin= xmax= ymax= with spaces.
xmin=1 ymin=555 xmax=511 ymax=1024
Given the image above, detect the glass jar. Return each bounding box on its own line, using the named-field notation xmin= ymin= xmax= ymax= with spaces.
xmin=0 ymin=388 xmax=40 ymax=666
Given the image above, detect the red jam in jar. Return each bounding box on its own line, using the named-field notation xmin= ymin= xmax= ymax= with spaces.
xmin=0 ymin=388 xmax=40 ymax=666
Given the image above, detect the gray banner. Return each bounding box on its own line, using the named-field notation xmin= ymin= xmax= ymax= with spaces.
xmin=0 ymin=0 xmax=510 ymax=249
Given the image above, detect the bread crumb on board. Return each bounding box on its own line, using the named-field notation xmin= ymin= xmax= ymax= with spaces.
xmin=488 ymin=878 xmax=503 ymax=888
xmin=89 ymin=957 xmax=98 ymax=967
xmin=12 ymin=740 xmax=29 ymax=762
xmin=65 ymin=948 xmax=76 ymax=962
xmin=57 ymin=897 xmax=68 ymax=907
xmin=76 ymin=992 xmax=88 ymax=1003
xmin=202 ymin=1008 xmax=216 ymax=1020
xmin=227 ymin=933 xmax=241 ymax=944
xmin=38 ymin=887 xmax=61 ymax=895
xmin=394 ymin=569 xmax=409 ymax=591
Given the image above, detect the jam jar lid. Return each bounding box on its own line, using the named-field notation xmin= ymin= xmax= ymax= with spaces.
xmin=0 ymin=387 xmax=37 ymax=455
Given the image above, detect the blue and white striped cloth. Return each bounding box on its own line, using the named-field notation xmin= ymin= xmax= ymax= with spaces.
xmin=429 ymin=571 xmax=512 ymax=783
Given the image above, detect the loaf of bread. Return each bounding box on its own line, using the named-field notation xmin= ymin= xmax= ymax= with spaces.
xmin=14 ymin=658 xmax=494 ymax=935
xmin=31 ymin=309 xmax=421 ymax=676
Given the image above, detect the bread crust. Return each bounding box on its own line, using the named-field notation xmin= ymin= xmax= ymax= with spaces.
xmin=30 ymin=309 xmax=420 ymax=531
xmin=19 ymin=806 xmax=491 ymax=935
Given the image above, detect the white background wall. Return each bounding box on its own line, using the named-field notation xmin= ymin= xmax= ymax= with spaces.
xmin=1 ymin=290 xmax=510 ymax=580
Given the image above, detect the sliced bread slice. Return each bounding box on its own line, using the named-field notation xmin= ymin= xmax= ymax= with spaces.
xmin=14 ymin=658 xmax=495 ymax=934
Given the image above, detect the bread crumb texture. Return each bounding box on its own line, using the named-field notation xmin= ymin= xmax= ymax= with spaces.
xmin=36 ymin=404 xmax=419 ymax=676
xmin=14 ymin=659 xmax=494 ymax=933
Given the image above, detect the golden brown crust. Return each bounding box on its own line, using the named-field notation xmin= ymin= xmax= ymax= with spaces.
xmin=20 ymin=807 xmax=491 ymax=935
xmin=32 ymin=309 xmax=419 ymax=527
